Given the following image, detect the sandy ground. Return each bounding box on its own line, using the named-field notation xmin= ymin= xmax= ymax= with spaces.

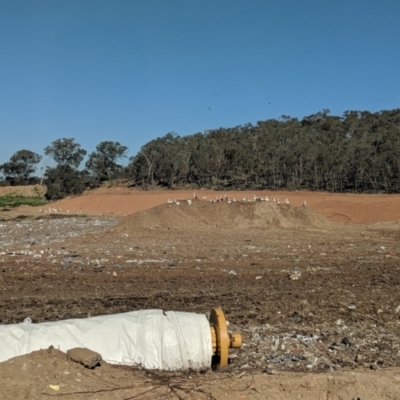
xmin=34 ymin=187 xmax=400 ymax=223
xmin=1 ymin=185 xmax=400 ymax=399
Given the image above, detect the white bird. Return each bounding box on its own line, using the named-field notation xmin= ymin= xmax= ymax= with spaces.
xmin=193 ymin=192 xmax=197 ymax=199
xmin=273 ymin=197 xmax=276 ymax=203
xmin=303 ymin=200 xmax=307 ymax=207
xmin=265 ymin=196 xmax=269 ymax=202
xmin=277 ymin=198 xmax=280 ymax=204
xmin=202 ymin=196 xmax=207 ymax=200
xmin=176 ymin=201 xmax=180 ymax=205
xmin=233 ymin=198 xmax=236 ymax=202
xmin=242 ymin=197 xmax=247 ymax=202
xmin=167 ymin=199 xmax=173 ymax=204
xmin=187 ymin=200 xmax=192 ymax=205
xmin=285 ymin=198 xmax=290 ymax=204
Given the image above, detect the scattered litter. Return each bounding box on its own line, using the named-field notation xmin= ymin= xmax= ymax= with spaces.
xmin=341 ymin=337 xmax=352 ymax=346
xmin=267 ymin=354 xmax=305 ymax=363
xmin=288 ymin=270 xmax=301 ymax=280
xmin=228 ymin=270 xmax=238 ymax=275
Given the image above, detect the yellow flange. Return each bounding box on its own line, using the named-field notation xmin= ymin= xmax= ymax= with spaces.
xmin=209 ymin=308 xmax=242 ymax=369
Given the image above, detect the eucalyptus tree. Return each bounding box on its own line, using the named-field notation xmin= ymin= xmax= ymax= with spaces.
xmin=43 ymin=138 xmax=87 ymax=199
xmin=0 ymin=149 xmax=42 ymax=185
xmin=86 ymin=141 xmax=128 ymax=180
xmin=44 ymin=138 xmax=87 ymax=168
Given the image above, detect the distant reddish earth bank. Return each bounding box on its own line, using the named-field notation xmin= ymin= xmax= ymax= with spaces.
xmin=11 ymin=186 xmax=399 ymax=224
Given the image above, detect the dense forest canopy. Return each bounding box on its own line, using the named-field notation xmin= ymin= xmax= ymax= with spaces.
xmin=130 ymin=108 xmax=400 ymax=193
xmin=1 ymin=108 xmax=400 ymax=197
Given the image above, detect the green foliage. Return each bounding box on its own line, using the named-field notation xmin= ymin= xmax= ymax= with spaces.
xmin=127 ymin=108 xmax=400 ymax=193
xmin=43 ymin=138 xmax=88 ymax=200
xmin=44 ymin=165 xmax=85 ymax=200
xmin=0 ymin=150 xmax=42 ymax=185
xmin=2 ymin=109 xmax=399 ymax=196
xmin=0 ymin=194 xmax=47 ymax=208
xmin=44 ymin=138 xmax=87 ymax=168
xmin=129 ymin=132 xmax=190 ymax=188
xmin=85 ymin=141 xmax=128 ymax=180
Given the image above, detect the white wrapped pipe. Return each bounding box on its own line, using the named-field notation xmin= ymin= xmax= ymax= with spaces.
xmin=0 ymin=309 xmax=213 ymax=370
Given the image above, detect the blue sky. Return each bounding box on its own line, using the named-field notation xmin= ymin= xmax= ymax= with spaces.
xmin=1 ymin=0 xmax=399 ymax=172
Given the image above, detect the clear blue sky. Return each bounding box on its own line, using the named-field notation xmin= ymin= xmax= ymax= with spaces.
xmin=1 ymin=0 xmax=399 ymax=171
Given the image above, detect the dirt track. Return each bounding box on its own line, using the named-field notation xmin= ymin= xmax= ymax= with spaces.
xmin=1 ymin=187 xmax=400 ymax=399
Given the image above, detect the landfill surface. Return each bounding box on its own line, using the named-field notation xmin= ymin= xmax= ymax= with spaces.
xmin=1 ymin=187 xmax=400 ymax=399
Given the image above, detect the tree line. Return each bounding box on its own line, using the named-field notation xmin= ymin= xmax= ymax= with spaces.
xmin=1 ymin=108 xmax=400 ymax=198
xmin=0 ymin=140 xmax=128 ymax=199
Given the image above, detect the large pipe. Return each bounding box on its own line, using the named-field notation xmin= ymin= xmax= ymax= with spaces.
xmin=0 ymin=308 xmax=241 ymax=370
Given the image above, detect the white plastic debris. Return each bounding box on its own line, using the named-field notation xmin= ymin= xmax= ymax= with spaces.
xmin=0 ymin=309 xmax=213 ymax=370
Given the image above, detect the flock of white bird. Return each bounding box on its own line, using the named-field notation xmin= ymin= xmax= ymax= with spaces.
xmin=38 ymin=207 xmax=88 ymax=214
xmin=167 ymin=193 xmax=307 ymax=207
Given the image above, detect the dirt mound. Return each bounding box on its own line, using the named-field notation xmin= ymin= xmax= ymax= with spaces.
xmin=115 ymin=199 xmax=332 ymax=234
xmin=2 ymin=348 xmax=400 ymax=400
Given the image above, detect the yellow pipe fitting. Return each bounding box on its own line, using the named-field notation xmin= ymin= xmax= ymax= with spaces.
xmin=209 ymin=308 xmax=242 ymax=369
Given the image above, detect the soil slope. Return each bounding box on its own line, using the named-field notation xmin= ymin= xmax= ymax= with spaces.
xmin=8 ymin=186 xmax=400 ymax=223
xmin=116 ymin=199 xmax=332 ymax=234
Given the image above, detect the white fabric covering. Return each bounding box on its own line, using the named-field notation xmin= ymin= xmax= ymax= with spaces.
xmin=0 ymin=309 xmax=213 ymax=370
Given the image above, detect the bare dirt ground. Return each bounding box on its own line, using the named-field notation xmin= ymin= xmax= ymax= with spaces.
xmin=8 ymin=185 xmax=400 ymax=223
xmin=1 ymin=186 xmax=400 ymax=399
